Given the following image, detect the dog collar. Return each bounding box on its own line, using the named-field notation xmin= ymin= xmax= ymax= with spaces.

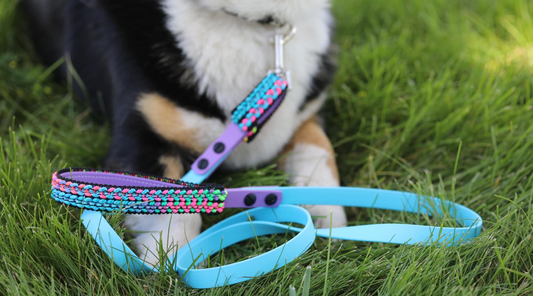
xmin=221 ymin=8 xmax=286 ymax=27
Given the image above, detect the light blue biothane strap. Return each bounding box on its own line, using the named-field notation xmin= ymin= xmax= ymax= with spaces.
xmin=277 ymin=187 xmax=481 ymax=243
xmin=77 ymin=74 xmax=482 ymax=287
xmin=170 ymin=204 xmax=315 ymax=288
xmin=81 ymin=185 xmax=482 ymax=288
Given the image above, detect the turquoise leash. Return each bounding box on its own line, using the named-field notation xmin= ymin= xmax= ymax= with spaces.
xmin=51 ymin=25 xmax=483 ymax=288
xmin=51 ymin=169 xmax=482 ymax=288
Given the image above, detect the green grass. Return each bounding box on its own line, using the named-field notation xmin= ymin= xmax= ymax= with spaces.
xmin=2 ymin=0 xmax=533 ymax=294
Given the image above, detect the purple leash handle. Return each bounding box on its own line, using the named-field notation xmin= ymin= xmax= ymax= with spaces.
xmin=53 ymin=169 xmax=282 ymax=211
xmin=190 ymin=123 xmax=245 ymax=176
xmin=191 ymin=75 xmax=288 ymax=178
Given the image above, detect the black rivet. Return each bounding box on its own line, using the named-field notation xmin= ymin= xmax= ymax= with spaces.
xmin=198 ymin=159 xmax=209 ymax=169
xmin=265 ymin=194 xmax=278 ymax=205
xmin=213 ymin=142 xmax=225 ymax=153
xmin=244 ymin=193 xmax=256 ymax=206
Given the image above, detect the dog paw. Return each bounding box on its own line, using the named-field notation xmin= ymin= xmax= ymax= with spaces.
xmin=124 ymin=214 xmax=202 ymax=266
xmin=302 ymin=204 xmax=347 ymax=229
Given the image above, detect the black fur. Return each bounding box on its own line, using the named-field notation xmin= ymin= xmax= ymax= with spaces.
xmin=23 ymin=0 xmax=336 ymax=176
xmin=24 ymin=0 xmax=227 ymax=175
xmin=300 ymin=52 xmax=337 ymax=110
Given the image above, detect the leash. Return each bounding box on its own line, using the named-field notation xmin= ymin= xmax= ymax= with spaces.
xmin=49 ymin=24 xmax=483 ymax=288
xmin=52 ymin=168 xmax=482 ymax=288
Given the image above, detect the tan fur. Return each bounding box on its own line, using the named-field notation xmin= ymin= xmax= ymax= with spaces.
xmin=137 ymin=93 xmax=206 ymax=153
xmin=159 ymin=155 xmax=185 ymax=179
xmin=281 ymin=118 xmax=339 ymax=182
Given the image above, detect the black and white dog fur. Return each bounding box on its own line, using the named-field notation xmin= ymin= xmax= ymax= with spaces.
xmin=24 ymin=0 xmax=347 ymax=264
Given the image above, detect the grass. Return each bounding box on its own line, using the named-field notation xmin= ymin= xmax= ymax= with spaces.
xmin=1 ymin=0 xmax=533 ymax=294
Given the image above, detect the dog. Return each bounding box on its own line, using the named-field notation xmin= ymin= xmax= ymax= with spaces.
xmin=24 ymin=0 xmax=347 ymax=264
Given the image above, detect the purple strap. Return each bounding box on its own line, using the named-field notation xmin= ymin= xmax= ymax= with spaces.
xmin=54 ymin=169 xmax=281 ymax=210
xmin=191 ymin=90 xmax=287 ymax=177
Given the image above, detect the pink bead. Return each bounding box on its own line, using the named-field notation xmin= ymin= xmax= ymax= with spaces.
xmin=187 ymin=190 xmax=192 ymax=194
xmin=251 ymin=116 xmax=256 ymax=122
xmin=242 ymin=118 xmax=248 ymax=124
xmin=100 ymin=194 xmax=106 ymax=199
xmin=168 ymin=198 xmax=174 ymax=202
xmin=257 ymin=99 xmax=265 ymax=105
xmin=163 ymin=190 xmax=168 ymax=194
xmin=180 ymin=198 xmax=185 ymax=202
xmin=248 ymin=131 xmax=253 ymax=137
xmin=114 ymin=196 xmax=121 ymax=200
xmin=274 ymin=80 xmax=282 ymax=86
xmin=266 ymin=89 xmax=274 ymax=95
xmin=242 ymin=126 xmax=248 ymax=131
xmin=259 ymin=107 xmax=264 ymax=114
xmin=150 ymin=190 xmax=156 ymax=194
xmin=267 ymin=98 xmax=273 ymax=104
xmin=136 ymin=189 xmax=142 ymax=194
xmin=129 ymin=197 xmax=135 ymax=201
xmin=275 ymin=87 xmax=282 ymax=95
xmin=282 ymin=80 xmax=288 ymax=86
xmin=172 ymin=209 xmax=179 ymax=213
xmin=179 ymin=202 xmax=185 ymax=207
xmin=198 ymin=189 xmax=203 ymax=194
xmin=108 ymin=187 xmax=115 ymax=192
xmin=142 ymin=197 xmax=148 ymax=201
xmin=122 ymin=189 xmax=129 ymax=193
xmin=217 ymin=208 xmax=223 ymax=213
xmin=184 ymin=209 xmax=190 ymax=213
xmin=155 ymin=198 xmax=161 ymax=201
xmin=249 ymin=109 xmax=256 ymax=114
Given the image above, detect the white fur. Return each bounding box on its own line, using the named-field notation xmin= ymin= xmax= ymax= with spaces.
xmin=124 ymin=213 xmax=201 ymax=265
xmin=284 ymin=143 xmax=347 ymax=228
xmin=162 ymin=0 xmax=332 ymax=169
xmin=127 ymin=0 xmax=342 ymax=265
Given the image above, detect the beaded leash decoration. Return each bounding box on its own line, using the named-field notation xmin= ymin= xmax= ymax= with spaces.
xmin=231 ymin=73 xmax=288 ymax=142
xmin=51 ymin=168 xmax=227 ymax=214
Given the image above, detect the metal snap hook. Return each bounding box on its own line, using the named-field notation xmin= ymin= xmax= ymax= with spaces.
xmin=273 ymin=24 xmax=297 ymax=81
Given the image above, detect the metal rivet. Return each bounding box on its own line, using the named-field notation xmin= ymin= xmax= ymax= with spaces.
xmin=265 ymin=193 xmax=277 ymax=205
xmin=198 ymin=159 xmax=209 ymax=169
xmin=244 ymin=193 xmax=256 ymax=206
xmin=213 ymin=142 xmax=225 ymax=153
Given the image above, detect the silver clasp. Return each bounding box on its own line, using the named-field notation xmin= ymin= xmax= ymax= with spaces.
xmin=273 ymin=25 xmax=297 ymax=81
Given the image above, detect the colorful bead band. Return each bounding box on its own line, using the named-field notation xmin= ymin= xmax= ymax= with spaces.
xmin=231 ymin=73 xmax=288 ymax=142
xmin=51 ymin=168 xmax=227 ymax=214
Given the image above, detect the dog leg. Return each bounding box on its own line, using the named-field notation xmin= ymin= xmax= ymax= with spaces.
xmin=280 ymin=117 xmax=347 ymax=228
xmin=124 ymin=155 xmax=202 ymax=266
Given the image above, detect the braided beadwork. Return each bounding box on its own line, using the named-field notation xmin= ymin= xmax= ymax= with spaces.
xmin=51 ymin=168 xmax=227 ymax=214
xmin=231 ymin=73 xmax=288 ymax=142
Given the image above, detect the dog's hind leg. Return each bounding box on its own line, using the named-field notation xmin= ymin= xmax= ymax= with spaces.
xmin=279 ymin=117 xmax=347 ymax=228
